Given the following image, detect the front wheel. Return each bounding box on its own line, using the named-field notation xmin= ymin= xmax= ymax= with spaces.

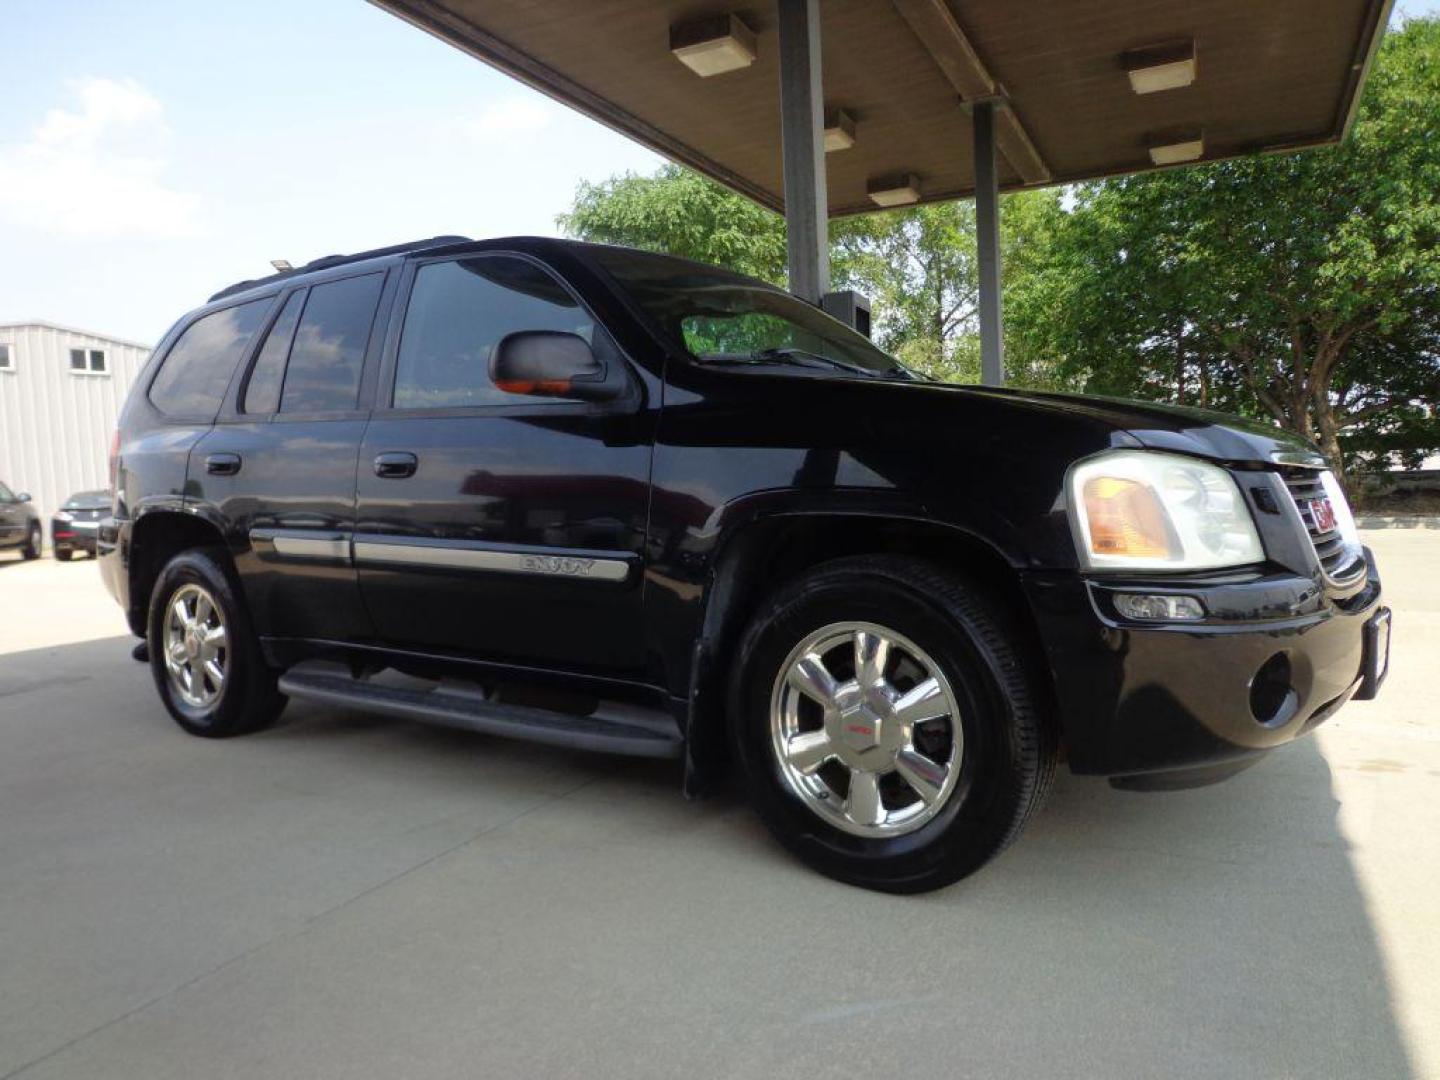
xmin=22 ymin=524 xmax=41 ymax=560
xmin=147 ymin=547 xmax=286 ymax=737
xmin=731 ymin=556 xmax=1056 ymax=893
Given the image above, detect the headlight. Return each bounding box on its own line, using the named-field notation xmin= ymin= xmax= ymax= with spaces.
xmin=1068 ymin=450 xmax=1264 ymax=571
xmin=1317 ymin=470 xmax=1363 ymax=555
xmin=54 ymin=511 xmax=73 ymax=522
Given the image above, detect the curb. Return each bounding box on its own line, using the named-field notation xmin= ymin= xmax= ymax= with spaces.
xmin=1356 ymin=515 xmax=1440 ymax=530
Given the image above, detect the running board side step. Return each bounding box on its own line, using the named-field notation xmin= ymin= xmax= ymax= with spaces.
xmin=277 ymin=662 xmax=682 ymax=760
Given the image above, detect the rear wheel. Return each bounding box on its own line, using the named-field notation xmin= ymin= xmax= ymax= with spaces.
xmin=731 ymin=555 xmax=1056 ymax=893
xmin=22 ymin=524 xmax=41 ymax=560
xmin=55 ymin=548 xmax=74 ymax=562
xmin=147 ymin=547 xmax=285 ymax=737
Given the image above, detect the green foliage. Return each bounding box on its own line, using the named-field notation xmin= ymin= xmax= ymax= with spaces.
xmin=1008 ymin=16 xmax=1440 ymax=477
xmin=558 ymin=164 xmax=788 ymax=284
xmin=830 ymin=202 xmax=979 ymax=379
xmin=560 ymin=166 xmax=1065 ymax=385
xmin=680 ymin=312 xmax=796 ymax=356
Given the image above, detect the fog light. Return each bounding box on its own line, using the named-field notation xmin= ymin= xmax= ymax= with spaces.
xmin=1113 ymin=593 xmax=1205 ymax=621
xmin=1249 ymin=652 xmax=1297 ymax=726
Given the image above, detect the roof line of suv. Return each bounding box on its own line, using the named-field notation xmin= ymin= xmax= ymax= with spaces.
xmin=207 ymin=235 xmax=474 ymax=303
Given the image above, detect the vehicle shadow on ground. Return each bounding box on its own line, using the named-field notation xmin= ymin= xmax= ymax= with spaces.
xmin=0 ymin=635 xmax=1415 ymax=1079
xmin=260 ymin=679 xmax=1420 ymax=1076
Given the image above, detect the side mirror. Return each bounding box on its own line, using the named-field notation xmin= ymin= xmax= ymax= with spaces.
xmin=17 ymin=492 xmax=30 ymax=503
xmin=491 ymin=331 xmax=612 ymax=401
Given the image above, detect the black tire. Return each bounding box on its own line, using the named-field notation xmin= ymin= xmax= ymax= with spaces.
xmin=22 ymin=524 xmax=41 ymax=560
xmin=55 ymin=548 xmax=74 ymax=562
xmin=147 ymin=546 xmax=286 ymax=737
xmin=730 ymin=555 xmax=1056 ymax=893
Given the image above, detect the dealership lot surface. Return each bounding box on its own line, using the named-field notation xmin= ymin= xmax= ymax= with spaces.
xmin=1 ymin=530 xmax=1436 ymax=1079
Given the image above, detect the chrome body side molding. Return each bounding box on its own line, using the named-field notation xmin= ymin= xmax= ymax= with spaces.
xmin=250 ymin=528 xmax=633 ymax=582
xmin=352 ymin=537 xmax=632 ymax=582
xmin=249 ymin=529 xmax=351 ymax=561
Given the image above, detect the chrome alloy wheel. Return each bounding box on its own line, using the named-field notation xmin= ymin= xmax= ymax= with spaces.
xmin=162 ymin=583 xmax=228 ymax=709
xmin=769 ymin=621 xmax=963 ymax=838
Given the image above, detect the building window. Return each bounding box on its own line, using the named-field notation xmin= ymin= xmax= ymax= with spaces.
xmin=69 ymin=348 xmax=107 ymax=375
xmin=0 ymin=344 xmax=12 ymax=371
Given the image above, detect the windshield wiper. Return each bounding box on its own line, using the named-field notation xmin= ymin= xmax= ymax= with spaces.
xmin=746 ymin=347 xmax=883 ymax=377
xmin=699 ymin=347 xmax=909 ymax=379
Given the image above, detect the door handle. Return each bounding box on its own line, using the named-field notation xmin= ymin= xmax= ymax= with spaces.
xmin=205 ymin=453 xmax=242 ymax=476
xmin=374 ymin=452 xmax=418 ymax=479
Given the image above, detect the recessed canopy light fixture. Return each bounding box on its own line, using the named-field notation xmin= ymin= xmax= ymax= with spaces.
xmin=270 ymin=259 xmax=294 ymax=272
xmin=670 ymin=14 xmax=757 ymax=78
xmin=1146 ymin=128 xmax=1204 ymax=166
xmin=824 ymin=109 xmax=856 ymax=152
xmin=867 ymin=173 xmax=921 ymax=208
xmin=1123 ymin=40 xmax=1197 ymax=95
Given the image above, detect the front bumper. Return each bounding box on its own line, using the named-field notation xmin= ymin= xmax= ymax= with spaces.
xmin=1023 ymin=549 xmax=1386 ymax=779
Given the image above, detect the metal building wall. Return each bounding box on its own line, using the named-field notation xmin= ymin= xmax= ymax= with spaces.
xmin=0 ymin=322 xmax=150 ymax=543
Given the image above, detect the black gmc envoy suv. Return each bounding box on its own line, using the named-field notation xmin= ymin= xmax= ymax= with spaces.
xmin=101 ymin=235 xmax=1390 ymax=892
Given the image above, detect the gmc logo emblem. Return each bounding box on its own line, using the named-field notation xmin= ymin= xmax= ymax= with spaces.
xmin=1308 ymin=498 xmax=1338 ymax=533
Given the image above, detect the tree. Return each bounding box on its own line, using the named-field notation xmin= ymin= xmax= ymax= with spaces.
xmin=828 ymin=192 xmax=1065 ymax=383
xmin=559 ymin=164 xmax=787 ymax=284
xmin=1009 ymin=17 xmax=1440 ymax=479
xmin=559 ymin=165 xmax=1064 ymax=384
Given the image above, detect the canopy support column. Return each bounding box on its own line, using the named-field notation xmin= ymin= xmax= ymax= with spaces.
xmin=972 ymin=100 xmax=1004 ymax=386
xmin=777 ymin=0 xmax=829 ymax=304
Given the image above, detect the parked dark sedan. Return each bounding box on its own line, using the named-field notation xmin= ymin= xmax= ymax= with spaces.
xmin=52 ymin=489 xmax=110 ymax=560
xmin=0 ymin=479 xmax=42 ymax=560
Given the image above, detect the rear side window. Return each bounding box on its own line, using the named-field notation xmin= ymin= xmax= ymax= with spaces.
xmin=242 ymin=291 xmax=305 ymax=414
xmin=392 ymin=257 xmax=594 ymax=409
xmin=279 ymin=274 xmax=384 ymax=413
xmin=149 ymin=299 xmax=272 ymax=418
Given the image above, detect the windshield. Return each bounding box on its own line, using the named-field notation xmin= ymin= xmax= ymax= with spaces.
xmin=63 ymin=491 xmax=109 ymax=509
xmin=588 ymin=246 xmax=908 ymax=377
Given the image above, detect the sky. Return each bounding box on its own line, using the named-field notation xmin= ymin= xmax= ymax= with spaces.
xmin=2 ymin=0 xmax=1437 ymax=344
xmin=0 ymin=0 xmax=661 ymax=342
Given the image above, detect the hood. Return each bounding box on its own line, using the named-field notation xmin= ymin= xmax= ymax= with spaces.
xmin=936 ymin=384 xmax=1327 ymax=468
xmin=699 ymin=364 xmax=1329 ymax=470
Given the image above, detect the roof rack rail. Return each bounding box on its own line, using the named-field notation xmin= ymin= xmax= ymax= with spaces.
xmin=208 ymin=235 xmax=473 ymax=302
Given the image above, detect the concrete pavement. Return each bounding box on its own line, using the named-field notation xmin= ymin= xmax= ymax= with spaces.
xmin=0 ymin=533 xmax=1436 ymax=1079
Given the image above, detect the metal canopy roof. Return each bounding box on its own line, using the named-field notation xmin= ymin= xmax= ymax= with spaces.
xmin=368 ymin=0 xmax=1392 ymax=217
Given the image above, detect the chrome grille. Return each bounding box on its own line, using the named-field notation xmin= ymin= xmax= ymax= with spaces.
xmin=1282 ymin=470 xmax=1363 ymax=581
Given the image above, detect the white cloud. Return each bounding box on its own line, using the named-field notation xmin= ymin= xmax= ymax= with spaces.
xmin=0 ymin=77 xmax=201 ymax=238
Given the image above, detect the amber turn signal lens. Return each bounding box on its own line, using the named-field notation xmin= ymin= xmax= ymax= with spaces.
xmin=494 ymin=379 xmax=573 ymax=396
xmin=1083 ymin=476 xmax=1175 ymax=559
